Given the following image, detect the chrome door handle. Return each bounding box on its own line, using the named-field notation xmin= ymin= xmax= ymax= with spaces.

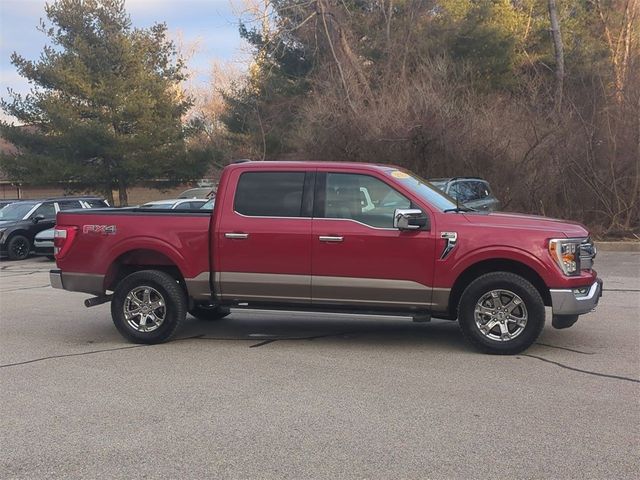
xmin=225 ymin=233 xmax=249 ymax=239
xmin=319 ymin=236 xmax=343 ymax=242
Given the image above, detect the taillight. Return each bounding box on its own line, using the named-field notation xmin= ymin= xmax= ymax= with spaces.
xmin=54 ymin=226 xmax=78 ymax=259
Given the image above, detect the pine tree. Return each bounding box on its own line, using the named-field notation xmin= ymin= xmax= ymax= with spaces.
xmin=0 ymin=0 xmax=207 ymax=205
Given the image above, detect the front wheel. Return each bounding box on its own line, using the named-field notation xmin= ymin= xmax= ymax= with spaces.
xmin=111 ymin=270 xmax=186 ymax=344
xmin=7 ymin=235 xmax=31 ymax=260
xmin=458 ymin=272 xmax=545 ymax=355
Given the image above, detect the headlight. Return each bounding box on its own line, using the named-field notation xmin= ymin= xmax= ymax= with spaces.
xmin=548 ymin=238 xmax=585 ymax=276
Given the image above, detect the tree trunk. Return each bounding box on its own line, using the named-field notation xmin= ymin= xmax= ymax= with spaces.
xmin=117 ymin=178 xmax=129 ymax=207
xmin=548 ymin=0 xmax=565 ymax=115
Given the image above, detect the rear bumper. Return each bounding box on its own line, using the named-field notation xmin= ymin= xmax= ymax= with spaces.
xmin=550 ymin=278 xmax=603 ymax=316
xmin=50 ymin=269 xmax=105 ymax=295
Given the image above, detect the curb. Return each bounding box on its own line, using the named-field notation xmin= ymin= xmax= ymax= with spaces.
xmin=595 ymin=241 xmax=640 ymax=252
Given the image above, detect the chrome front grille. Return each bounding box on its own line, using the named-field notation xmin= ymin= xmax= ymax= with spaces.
xmin=579 ymin=239 xmax=596 ymax=271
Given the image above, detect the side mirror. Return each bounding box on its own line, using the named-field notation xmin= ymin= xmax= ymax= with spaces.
xmin=394 ymin=209 xmax=429 ymax=231
xmin=32 ymin=214 xmax=45 ymax=223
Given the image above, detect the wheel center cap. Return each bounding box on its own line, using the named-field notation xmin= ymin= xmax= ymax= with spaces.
xmin=498 ymin=312 xmax=505 ymax=320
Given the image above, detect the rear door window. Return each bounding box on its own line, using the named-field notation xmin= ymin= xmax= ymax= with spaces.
xmin=234 ymin=172 xmax=306 ymax=217
xmin=57 ymin=200 xmax=83 ymax=211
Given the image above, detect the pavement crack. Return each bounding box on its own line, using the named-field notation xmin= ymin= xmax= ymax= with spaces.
xmin=0 ymin=335 xmax=204 ymax=369
xmin=522 ymin=354 xmax=639 ymax=384
xmin=1 ymin=285 xmax=50 ymax=292
xmin=0 ymin=344 xmax=147 ymax=368
xmin=535 ymin=342 xmax=595 ymax=354
xmin=0 ymin=271 xmax=50 ymax=277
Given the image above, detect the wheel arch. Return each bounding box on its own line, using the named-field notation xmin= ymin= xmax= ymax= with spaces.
xmin=104 ymin=248 xmax=187 ymax=293
xmin=448 ymin=258 xmax=551 ymax=318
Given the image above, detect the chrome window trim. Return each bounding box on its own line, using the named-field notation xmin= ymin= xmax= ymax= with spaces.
xmin=313 ymin=217 xmax=398 ymax=231
xmin=232 ymin=210 xmax=311 ymax=220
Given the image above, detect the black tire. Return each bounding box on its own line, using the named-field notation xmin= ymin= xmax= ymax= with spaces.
xmin=189 ymin=304 xmax=231 ymax=321
xmin=111 ymin=270 xmax=186 ymax=344
xmin=7 ymin=235 xmax=31 ymax=260
xmin=458 ymin=272 xmax=545 ymax=355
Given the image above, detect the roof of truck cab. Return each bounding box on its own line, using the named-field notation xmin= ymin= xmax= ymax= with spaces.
xmin=226 ymin=161 xmax=401 ymax=171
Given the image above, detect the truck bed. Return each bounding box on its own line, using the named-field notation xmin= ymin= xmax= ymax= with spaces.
xmin=54 ymin=208 xmax=212 ymax=295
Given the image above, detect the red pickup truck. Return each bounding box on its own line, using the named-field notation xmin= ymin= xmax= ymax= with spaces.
xmin=50 ymin=161 xmax=602 ymax=354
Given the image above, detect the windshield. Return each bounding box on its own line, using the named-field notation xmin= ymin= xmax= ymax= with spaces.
xmin=0 ymin=202 xmax=36 ymax=221
xmin=383 ymin=169 xmax=457 ymax=211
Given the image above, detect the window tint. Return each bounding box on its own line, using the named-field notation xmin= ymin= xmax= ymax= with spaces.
xmin=235 ymin=172 xmax=305 ymax=217
xmin=57 ymin=200 xmax=83 ymax=210
xmin=323 ymin=173 xmax=410 ymax=228
xmin=33 ymin=202 xmax=56 ymax=218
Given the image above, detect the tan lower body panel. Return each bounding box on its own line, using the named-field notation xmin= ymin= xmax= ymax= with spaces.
xmin=184 ymin=272 xmax=212 ymax=300
xmin=214 ymin=272 xmax=450 ymax=310
xmin=216 ymin=272 xmax=311 ymax=304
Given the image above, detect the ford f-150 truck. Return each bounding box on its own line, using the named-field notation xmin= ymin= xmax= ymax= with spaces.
xmin=50 ymin=161 xmax=602 ymax=354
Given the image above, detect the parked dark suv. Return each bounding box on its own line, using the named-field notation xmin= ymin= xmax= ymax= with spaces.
xmin=0 ymin=196 xmax=108 ymax=260
xmin=429 ymin=177 xmax=500 ymax=211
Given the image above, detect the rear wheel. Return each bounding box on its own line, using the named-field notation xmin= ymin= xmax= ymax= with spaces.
xmin=7 ymin=235 xmax=30 ymax=260
xmin=111 ymin=270 xmax=186 ymax=344
xmin=189 ymin=304 xmax=231 ymax=321
xmin=458 ymin=272 xmax=545 ymax=354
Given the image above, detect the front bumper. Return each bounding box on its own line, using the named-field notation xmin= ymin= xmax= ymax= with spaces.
xmin=550 ymin=278 xmax=603 ymax=316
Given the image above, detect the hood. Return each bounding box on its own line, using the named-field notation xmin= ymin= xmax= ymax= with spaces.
xmin=462 ymin=211 xmax=589 ymax=238
xmin=0 ymin=220 xmax=20 ymax=228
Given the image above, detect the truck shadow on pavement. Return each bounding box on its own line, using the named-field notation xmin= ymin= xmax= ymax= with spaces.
xmin=179 ymin=313 xmax=469 ymax=351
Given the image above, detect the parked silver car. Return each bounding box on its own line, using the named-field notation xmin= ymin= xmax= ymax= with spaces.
xmin=141 ymin=198 xmax=209 ymax=209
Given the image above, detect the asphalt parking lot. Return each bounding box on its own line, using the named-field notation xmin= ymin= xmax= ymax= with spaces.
xmin=1 ymin=252 xmax=638 ymax=479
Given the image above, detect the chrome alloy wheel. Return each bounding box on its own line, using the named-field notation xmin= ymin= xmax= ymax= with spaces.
xmin=474 ymin=289 xmax=528 ymax=342
xmin=123 ymin=286 xmax=166 ymax=333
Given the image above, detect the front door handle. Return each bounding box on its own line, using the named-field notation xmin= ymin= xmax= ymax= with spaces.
xmin=225 ymin=233 xmax=249 ymax=239
xmin=319 ymin=235 xmax=343 ymax=243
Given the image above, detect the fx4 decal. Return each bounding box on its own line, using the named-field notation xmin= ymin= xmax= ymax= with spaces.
xmin=83 ymin=224 xmax=117 ymax=235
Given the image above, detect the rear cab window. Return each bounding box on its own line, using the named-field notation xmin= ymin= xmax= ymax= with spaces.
xmin=234 ymin=171 xmax=306 ymax=217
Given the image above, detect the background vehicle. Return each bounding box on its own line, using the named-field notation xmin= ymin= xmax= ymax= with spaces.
xmin=51 ymin=162 xmax=601 ymax=354
xmin=429 ymin=177 xmax=500 ymax=211
xmin=200 ymin=198 xmax=215 ymax=210
xmin=0 ymin=199 xmax=20 ymax=209
xmin=34 ymin=198 xmax=110 ymax=259
xmin=177 ymin=188 xmax=215 ymax=199
xmin=141 ymin=198 xmax=209 ymax=210
xmin=0 ymin=196 xmax=107 ymax=260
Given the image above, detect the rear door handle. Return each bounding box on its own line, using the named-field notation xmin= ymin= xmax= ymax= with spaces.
xmin=225 ymin=233 xmax=249 ymax=239
xmin=319 ymin=236 xmax=343 ymax=243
